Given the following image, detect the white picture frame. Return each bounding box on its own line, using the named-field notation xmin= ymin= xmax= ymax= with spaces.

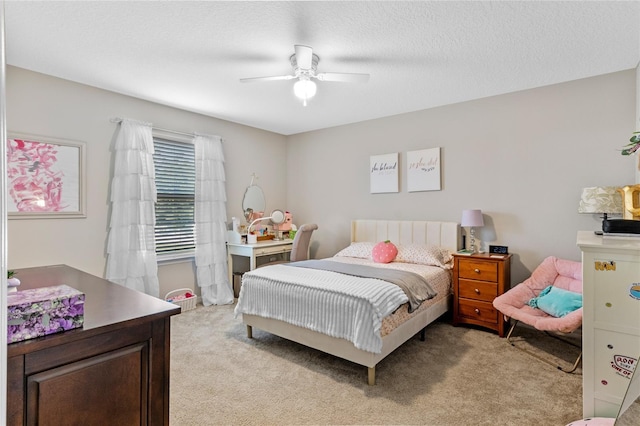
xmin=370 ymin=153 xmax=399 ymax=193
xmin=6 ymin=133 xmax=86 ymax=219
xmin=407 ymin=147 xmax=441 ymax=192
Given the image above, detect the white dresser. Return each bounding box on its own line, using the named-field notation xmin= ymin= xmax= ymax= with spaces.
xmin=577 ymin=231 xmax=640 ymax=418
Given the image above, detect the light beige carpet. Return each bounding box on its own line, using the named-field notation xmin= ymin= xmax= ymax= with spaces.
xmin=168 ymin=303 xmax=596 ymax=425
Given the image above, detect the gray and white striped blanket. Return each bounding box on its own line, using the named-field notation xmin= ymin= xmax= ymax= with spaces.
xmin=234 ymin=260 xmax=433 ymax=353
xmin=285 ymin=259 xmax=437 ymax=313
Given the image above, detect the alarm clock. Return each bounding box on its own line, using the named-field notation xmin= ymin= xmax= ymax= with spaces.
xmin=489 ymin=245 xmax=509 ymax=255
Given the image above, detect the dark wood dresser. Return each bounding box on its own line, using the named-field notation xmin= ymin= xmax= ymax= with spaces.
xmin=6 ymin=264 xmax=181 ymax=425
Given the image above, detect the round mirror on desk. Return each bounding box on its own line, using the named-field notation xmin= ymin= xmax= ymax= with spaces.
xmin=242 ymin=185 xmax=265 ymax=223
xmin=270 ymin=209 xmax=285 ymax=225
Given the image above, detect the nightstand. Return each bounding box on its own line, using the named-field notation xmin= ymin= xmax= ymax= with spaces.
xmin=452 ymin=253 xmax=512 ymax=337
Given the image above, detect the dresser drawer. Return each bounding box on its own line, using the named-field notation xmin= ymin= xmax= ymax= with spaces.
xmin=458 ymin=299 xmax=498 ymax=323
xmin=592 ymin=259 xmax=640 ymax=328
xmin=458 ymin=259 xmax=498 ymax=282
xmin=592 ymin=328 xmax=640 ymax=400
xmin=458 ymin=279 xmax=498 ymax=302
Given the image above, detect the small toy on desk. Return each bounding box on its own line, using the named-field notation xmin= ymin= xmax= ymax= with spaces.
xmin=279 ymin=211 xmax=293 ymax=231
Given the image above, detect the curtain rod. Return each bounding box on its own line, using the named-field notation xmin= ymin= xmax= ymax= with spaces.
xmin=110 ymin=117 xmax=195 ymax=138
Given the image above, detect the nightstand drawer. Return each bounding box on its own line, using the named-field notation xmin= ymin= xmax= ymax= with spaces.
xmin=458 ymin=259 xmax=498 ymax=282
xmin=458 ymin=299 xmax=498 ymax=323
xmin=458 ymin=279 xmax=498 ymax=302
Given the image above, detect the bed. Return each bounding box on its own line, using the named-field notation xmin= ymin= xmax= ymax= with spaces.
xmin=234 ymin=219 xmax=461 ymax=385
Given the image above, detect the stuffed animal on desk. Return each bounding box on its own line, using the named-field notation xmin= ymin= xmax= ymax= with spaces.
xmin=279 ymin=211 xmax=293 ymax=231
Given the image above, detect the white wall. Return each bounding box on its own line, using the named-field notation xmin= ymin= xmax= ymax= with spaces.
xmin=636 ymin=62 xmax=640 ymax=184
xmin=286 ymin=70 xmax=637 ymax=284
xmin=6 ymin=66 xmax=287 ymax=298
xmin=6 ymin=67 xmax=637 ymax=293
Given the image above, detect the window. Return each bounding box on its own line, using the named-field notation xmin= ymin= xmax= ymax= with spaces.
xmin=153 ymin=137 xmax=196 ymax=259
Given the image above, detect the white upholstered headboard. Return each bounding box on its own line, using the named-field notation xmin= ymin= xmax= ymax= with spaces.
xmin=351 ymin=220 xmax=461 ymax=253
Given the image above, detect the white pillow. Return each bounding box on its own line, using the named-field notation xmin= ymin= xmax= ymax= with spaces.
xmin=395 ymin=244 xmax=453 ymax=268
xmin=334 ymin=241 xmax=452 ymax=268
xmin=334 ymin=242 xmax=375 ymax=259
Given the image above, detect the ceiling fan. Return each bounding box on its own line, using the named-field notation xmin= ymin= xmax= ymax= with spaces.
xmin=240 ymin=45 xmax=370 ymax=106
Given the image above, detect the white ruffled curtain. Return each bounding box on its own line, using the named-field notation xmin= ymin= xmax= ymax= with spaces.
xmin=194 ymin=134 xmax=233 ymax=306
xmin=106 ymin=119 xmax=160 ymax=297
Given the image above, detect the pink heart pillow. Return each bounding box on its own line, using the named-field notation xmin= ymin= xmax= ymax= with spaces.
xmin=372 ymin=240 xmax=398 ymax=263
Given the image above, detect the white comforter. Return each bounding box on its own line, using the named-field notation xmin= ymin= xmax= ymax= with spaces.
xmin=234 ymin=260 xmax=413 ymax=353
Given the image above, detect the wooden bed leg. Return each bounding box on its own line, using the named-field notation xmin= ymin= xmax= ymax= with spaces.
xmin=367 ymin=367 xmax=376 ymax=386
xmin=419 ymin=327 xmax=426 ymax=341
xmin=246 ymin=325 xmax=253 ymax=339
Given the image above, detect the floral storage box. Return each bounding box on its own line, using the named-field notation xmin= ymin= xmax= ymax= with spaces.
xmin=7 ymin=284 xmax=85 ymax=344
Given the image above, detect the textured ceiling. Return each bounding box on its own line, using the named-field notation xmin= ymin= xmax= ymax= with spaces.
xmin=4 ymin=1 xmax=640 ymax=135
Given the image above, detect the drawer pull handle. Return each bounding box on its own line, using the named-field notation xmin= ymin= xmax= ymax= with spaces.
xmin=474 ymin=268 xmax=480 ymax=273
xmin=474 ymin=308 xmax=480 ymax=314
xmin=474 ymin=288 xmax=480 ymax=294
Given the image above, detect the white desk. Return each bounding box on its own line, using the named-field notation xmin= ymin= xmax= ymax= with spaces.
xmin=227 ymin=239 xmax=293 ymax=284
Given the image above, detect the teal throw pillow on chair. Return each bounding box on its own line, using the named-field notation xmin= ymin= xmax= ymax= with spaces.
xmin=528 ymin=285 xmax=582 ymax=318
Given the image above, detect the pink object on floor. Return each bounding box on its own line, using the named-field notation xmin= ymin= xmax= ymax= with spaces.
xmin=565 ymin=417 xmax=615 ymax=426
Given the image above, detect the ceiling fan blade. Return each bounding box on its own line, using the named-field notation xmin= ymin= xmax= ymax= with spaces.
xmin=240 ymin=75 xmax=296 ymax=83
xmin=294 ymin=45 xmax=313 ymax=70
xmin=315 ymin=72 xmax=370 ymax=83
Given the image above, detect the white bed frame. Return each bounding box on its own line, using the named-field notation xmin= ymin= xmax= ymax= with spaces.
xmin=242 ymin=219 xmax=461 ymax=385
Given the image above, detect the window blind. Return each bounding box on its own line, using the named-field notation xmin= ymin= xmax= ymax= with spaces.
xmin=153 ymin=138 xmax=196 ymax=255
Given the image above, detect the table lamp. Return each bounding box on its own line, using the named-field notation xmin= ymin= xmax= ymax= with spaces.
xmin=578 ymin=186 xmax=623 ymax=230
xmin=461 ymin=209 xmax=484 ymax=253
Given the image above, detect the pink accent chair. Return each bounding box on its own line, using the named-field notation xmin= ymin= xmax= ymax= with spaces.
xmin=492 ymin=256 xmax=583 ymax=373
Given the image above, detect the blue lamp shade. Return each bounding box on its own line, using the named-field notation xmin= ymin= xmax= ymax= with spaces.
xmin=461 ymin=209 xmax=484 ymax=228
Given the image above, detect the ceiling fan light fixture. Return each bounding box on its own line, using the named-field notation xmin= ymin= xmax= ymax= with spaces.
xmin=240 ymin=45 xmax=369 ymax=106
xmin=293 ymin=78 xmax=317 ymax=106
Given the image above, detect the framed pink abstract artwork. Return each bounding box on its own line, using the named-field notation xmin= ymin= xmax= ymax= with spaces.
xmin=6 ymin=133 xmax=86 ymax=219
